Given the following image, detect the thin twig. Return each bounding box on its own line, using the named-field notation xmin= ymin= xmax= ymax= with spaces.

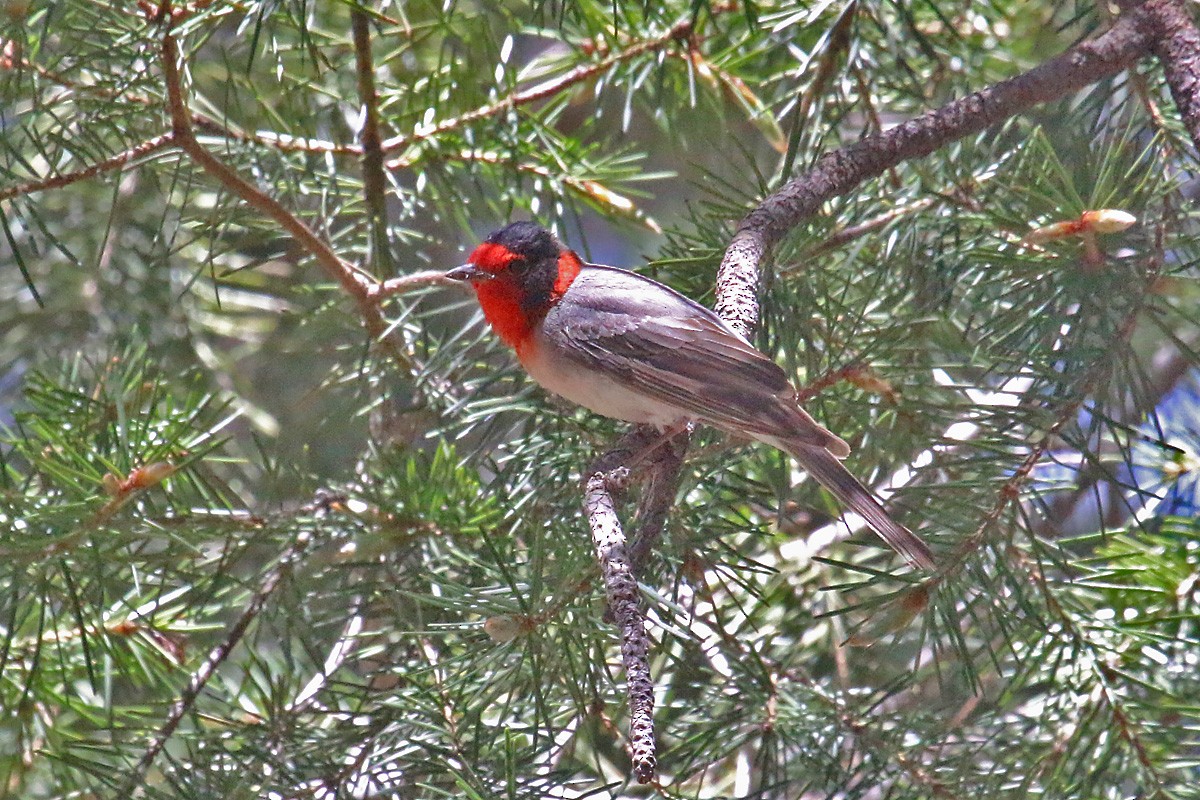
xmin=0 ymin=133 xmax=175 ymax=202
xmin=800 ymin=196 xmax=937 ymax=259
xmin=198 ymin=124 xmax=360 ymax=154
xmin=628 ymin=431 xmax=689 ymax=574
xmin=368 ymin=270 xmax=450 ymax=299
xmin=121 ymin=530 xmax=314 ymax=793
xmin=379 ymin=15 xmax=699 ymax=156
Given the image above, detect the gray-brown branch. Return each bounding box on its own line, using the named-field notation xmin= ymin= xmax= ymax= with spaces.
xmin=1136 ymin=0 xmax=1200 ymax=151
xmin=584 ymin=469 xmax=656 ymax=783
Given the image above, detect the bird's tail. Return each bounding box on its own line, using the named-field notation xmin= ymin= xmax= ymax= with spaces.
xmin=783 ymin=442 xmax=935 ymax=570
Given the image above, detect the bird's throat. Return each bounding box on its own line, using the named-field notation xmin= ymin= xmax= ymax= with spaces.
xmin=475 ymin=278 xmax=536 ymax=351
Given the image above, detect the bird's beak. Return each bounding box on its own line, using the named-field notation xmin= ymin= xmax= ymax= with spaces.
xmin=444 ymin=263 xmax=493 ymax=282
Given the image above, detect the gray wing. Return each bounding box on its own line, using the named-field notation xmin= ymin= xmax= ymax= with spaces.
xmin=544 ymin=265 xmax=846 ymax=453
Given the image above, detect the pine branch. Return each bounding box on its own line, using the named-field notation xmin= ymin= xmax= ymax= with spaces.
xmin=716 ymin=0 xmax=1157 ymax=336
xmin=579 ymin=3 xmax=1179 ymax=784
xmin=378 ymin=11 xmax=717 ymax=158
xmin=154 ymin=13 xmax=438 ymax=378
xmin=120 ymin=525 xmax=315 ymax=792
xmin=941 ymin=296 xmax=1153 ymax=576
xmin=159 ymin=32 xmax=368 ymax=299
xmin=0 ymin=133 xmax=176 ymax=201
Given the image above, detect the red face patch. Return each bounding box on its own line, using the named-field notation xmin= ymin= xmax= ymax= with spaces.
xmin=468 ymin=242 xmax=519 ymax=274
xmin=466 ymin=243 xmax=583 ymax=352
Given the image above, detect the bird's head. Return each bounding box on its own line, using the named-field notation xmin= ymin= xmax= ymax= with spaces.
xmin=449 ymin=221 xmax=561 ymax=282
xmin=446 ymin=222 xmax=582 ymax=349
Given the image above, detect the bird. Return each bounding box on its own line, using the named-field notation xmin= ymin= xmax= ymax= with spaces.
xmin=445 ymin=221 xmax=935 ymax=569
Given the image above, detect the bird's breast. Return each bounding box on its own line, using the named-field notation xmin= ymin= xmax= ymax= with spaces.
xmin=517 ymin=322 xmax=688 ymax=428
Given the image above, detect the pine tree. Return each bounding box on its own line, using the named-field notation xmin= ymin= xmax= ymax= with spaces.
xmin=2 ymin=1 xmax=1199 ymax=797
